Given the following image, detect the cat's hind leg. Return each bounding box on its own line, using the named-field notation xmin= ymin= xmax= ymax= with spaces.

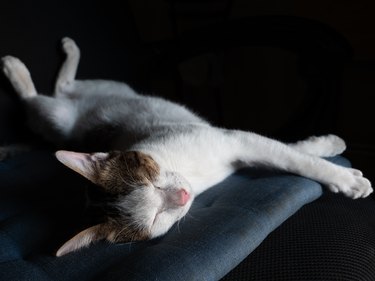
xmin=2 ymin=56 xmax=37 ymax=99
xmin=54 ymin=37 xmax=80 ymax=96
xmin=2 ymin=55 xmax=77 ymax=143
xmin=288 ymin=134 xmax=346 ymax=157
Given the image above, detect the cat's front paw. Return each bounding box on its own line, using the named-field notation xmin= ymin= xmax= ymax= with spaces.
xmin=328 ymin=168 xmax=373 ymax=199
xmin=61 ymin=37 xmax=80 ymax=58
xmin=307 ymin=134 xmax=346 ymax=157
xmin=324 ymin=134 xmax=346 ymax=156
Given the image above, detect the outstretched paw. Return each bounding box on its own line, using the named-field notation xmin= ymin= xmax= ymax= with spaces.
xmin=61 ymin=37 xmax=80 ymax=58
xmin=1 ymin=56 xmax=37 ymax=98
xmin=308 ymin=134 xmax=346 ymax=157
xmin=324 ymin=134 xmax=346 ymax=156
xmin=291 ymin=134 xmax=346 ymax=157
xmin=328 ymin=168 xmax=373 ymax=199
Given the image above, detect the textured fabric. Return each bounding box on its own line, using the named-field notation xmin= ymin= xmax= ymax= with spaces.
xmin=222 ymin=159 xmax=375 ymax=281
xmin=0 ymin=150 xmax=328 ymax=281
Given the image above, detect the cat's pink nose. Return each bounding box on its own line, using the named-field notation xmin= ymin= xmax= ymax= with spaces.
xmin=177 ymin=189 xmax=190 ymax=206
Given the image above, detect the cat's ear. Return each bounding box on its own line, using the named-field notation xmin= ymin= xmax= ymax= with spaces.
xmin=56 ymin=223 xmax=114 ymax=256
xmin=55 ymin=150 xmax=108 ymax=183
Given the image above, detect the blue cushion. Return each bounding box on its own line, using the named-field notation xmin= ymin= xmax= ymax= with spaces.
xmin=0 ymin=151 xmax=349 ymax=281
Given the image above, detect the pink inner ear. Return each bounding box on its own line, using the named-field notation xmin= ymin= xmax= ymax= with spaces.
xmin=56 ymin=223 xmax=109 ymax=257
xmin=55 ymin=150 xmax=94 ymax=179
xmin=56 ymin=150 xmax=90 ymax=168
xmin=55 ymin=151 xmax=109 ymax=183
xmin=56 ymin=150 xmax=89 ymax=161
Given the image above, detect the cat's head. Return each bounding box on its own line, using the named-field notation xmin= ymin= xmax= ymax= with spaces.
xmin=54 ymin=150 xmax=193 ymax=256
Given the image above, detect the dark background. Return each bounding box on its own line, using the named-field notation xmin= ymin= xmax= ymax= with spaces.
xmin=0 ymin=0 xmax=374 ymax=184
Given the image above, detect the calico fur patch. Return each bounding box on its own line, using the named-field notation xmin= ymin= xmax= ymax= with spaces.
xmin=95 ymin=151 xmax=160 ymax=194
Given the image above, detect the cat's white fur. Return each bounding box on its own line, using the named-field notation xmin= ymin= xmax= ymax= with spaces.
xmin=1 ymin=38 xmax=373 ymax=256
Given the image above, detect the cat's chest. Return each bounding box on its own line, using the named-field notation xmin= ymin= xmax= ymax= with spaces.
xmin=182 ymin=163 xmax=234 ymax=195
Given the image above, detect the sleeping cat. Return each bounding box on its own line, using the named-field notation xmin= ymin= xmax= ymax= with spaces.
xmin=2 ymin=38 xmax=373 ymax=257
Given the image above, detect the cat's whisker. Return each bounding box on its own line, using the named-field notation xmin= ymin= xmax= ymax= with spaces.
xmin=175 ymin=220 xmax=181 ymax=234
xmin=113 ymin=226 xmax=128 ymax=242
xmin=185 ymin=212 xmax=200 ymax=222
xmin=122 ymin=161 xmax=136 ymax=183
xmin=118 ymin=172 xmax=136 ymax=187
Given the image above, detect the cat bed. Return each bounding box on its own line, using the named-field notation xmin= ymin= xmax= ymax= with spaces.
xmin=0 ymin=150 xmax=348 ymax=281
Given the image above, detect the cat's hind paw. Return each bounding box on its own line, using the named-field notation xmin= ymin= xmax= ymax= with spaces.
xmin=2 ymin=56 xmax=27 ymax=79
xmin=1 ymin=56 xmax=37 ymax=98
xmin=61 ymin=37 xmax=80 ymax=58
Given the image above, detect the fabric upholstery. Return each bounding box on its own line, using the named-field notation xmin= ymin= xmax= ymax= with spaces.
xmin=0 ymin=151 xmax=344 ymax=280
xmin=222 ymin=179 xmax=375 ymax=281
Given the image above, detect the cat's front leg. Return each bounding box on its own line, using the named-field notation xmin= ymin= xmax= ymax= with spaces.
xmin=1 ymin=56 xmax=37 ymax=99
xmin=227 ymin=130 xmax=373 ymax=199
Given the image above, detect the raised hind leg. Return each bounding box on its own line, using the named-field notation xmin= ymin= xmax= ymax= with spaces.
xmin=2 ymin=55 xmax=77 ymax=143
xmin=2 ymin=56 xmax=38 ymax=99
xmin=54 ymin=37 xmax=80 ymax=97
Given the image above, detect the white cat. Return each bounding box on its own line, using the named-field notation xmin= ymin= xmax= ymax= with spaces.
xmin=2 ymin=38 xmax=372 ymax=257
